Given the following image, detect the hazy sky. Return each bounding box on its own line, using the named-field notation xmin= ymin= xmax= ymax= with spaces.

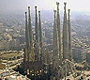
xmin=0 ymin=0 xmax=90 ymax=13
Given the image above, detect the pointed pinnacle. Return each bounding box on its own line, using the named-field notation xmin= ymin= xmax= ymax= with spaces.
xmin=28 ymin=6 xmax=30 ymax=9
xmin=54 ymin=10 xmax=56 ymax=13
xmin=68 ymin=9 xmax=70 ymax=13
xmin=25 ymin=12 xmax=27 ymax=14
xmin=64 ymin=2 xmax=67 ymax=6
xmin=35 ymin=6 xmax=37 ymax=9
xmin=38 ymin=11 xmax=40 ymax=14
xmin=56 ymin=2 xmax=59 ymax=5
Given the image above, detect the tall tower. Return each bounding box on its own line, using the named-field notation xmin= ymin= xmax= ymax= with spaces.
xmin=35 ymin=6 xmax=40 ymax=60
xmin=35 ymin=6 xmax=38 ymax=42
xmin=24 ymin=12 xmax=29 ymax=73
xmin=25 ymin=11 xmax=29 ymax=62
xmin=68 ymin=9 xmax=72 ymax=61
xmin=56 ymin=2 xmax=62 ymax=64
xmin=63 ymin=2 xmax=68 ymax=59
xmin=38 ymin=11 xmax=42 ymax=60
xmin=25 ymin=12 xmax=28 ymax=62
xmin=28 ymin=6 xmax=35 ymax=62
xmin=53 ymin=10 xmax=59 ymax=69
xmin=35 ymin=6 xmax=38 ymax=60
xmin=28 ymin=6 xmax=32 ymax=46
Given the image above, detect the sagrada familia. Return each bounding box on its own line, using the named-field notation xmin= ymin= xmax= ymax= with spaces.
xmin=22 ymin=2 xmax=76 ymax=80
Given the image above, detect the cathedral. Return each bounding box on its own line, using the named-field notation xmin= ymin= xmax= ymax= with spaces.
xmin=23 ymin=2 xmax=76 ymax=80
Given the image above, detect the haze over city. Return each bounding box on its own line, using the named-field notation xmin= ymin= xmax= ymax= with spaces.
xmin=0 ymin=0 xmax=90 ymax=14
xmin=0 ymin=0 xmax=90 ymax=80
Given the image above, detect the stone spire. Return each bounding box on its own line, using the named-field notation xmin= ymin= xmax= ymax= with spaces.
xmin=28 ymin=6 xmax=35 ymax=62
xmin=25 ymin=12 xmax=27 ymax=47
xmin=38 ymin=11 xmax=42 ymax=60
xmin=25 ymin=11 xmax=29 ymax=61
xmin=28 ymin=6 xmax=32 ymax=46
xmin=25 ymin=12 xmax=28 ymax=61
xmin=53 ymin=10 xmax=57 ymax=56
xmin=68 ymin=9 xmax=72 ymax=61
xmin=35 ymin=6 xmax=38 ymax=42
xmin=35 ymin=6 xmax=40 ymax=60
xmin=63 ymin=2 xmax=68 ymax=59
xmin=24 ymin=12 xmax=29 ymax=73
xmin=53 ymin=10 xmax=59 ymax=69
xmin=56 ymin=2 xmax=62 ymax=64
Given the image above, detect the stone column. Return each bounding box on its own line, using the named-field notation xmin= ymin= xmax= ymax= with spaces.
xmin=68 ymin=9 xmax=72 ymax=61
xmin=53 ymin=10 xmax=59 ymax=70
xmin=24 ymin=12 xmax=27 ymax=72
xmin=35 ymin=6 xmax=38 ymax=42
xmin=25 ymin=11 xmax=29 ymax=62
xmin=28 ymin=6 xmax=32 ymax=46
xmin=24 ymin=12 xmax=29 ymax=74
xmin=63 ymin=2 xmax=68 ymax=59
xmin=28 ymin=6 xmax=35 ymax=62
xmin=38 ymin=11 xmax=42 ymax=60
xmin=56 ymin=2 xmax=62 ymax=65
xmin=35 ymin=6 xmax=40 ymax=60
